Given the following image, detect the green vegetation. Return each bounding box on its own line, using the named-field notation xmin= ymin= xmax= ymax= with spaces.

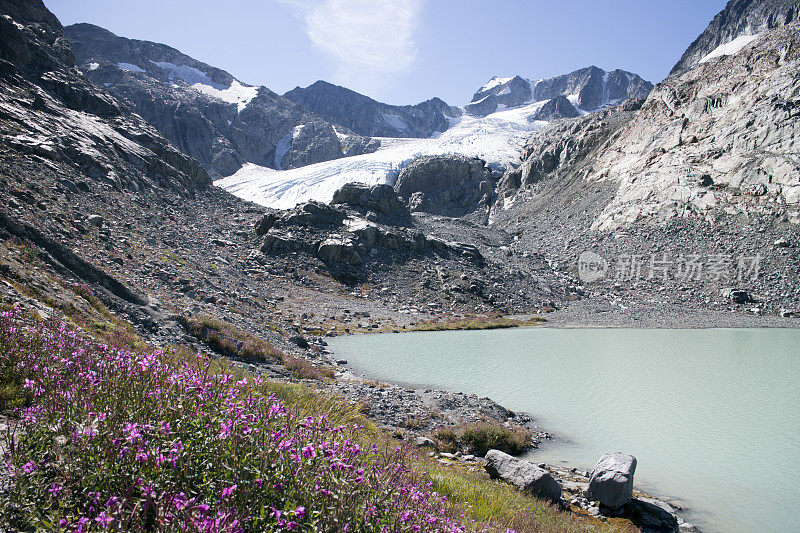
xmin=433 ymin=419 xmax=533 ymax=457
xmin=410 ymin=315 xmax=546 ymax=332
xmin=180 ymin=315 xmax=335 ymax=381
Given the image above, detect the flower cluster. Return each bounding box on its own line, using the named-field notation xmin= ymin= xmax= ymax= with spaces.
xmin=0 ymin=309 xmax=465 ymax=532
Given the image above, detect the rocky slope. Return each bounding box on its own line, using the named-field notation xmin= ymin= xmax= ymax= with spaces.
xmin=465 ymin=67 xmax=653 ymax=117
xmin=283 ymin=80 xmax=460 ymax=138
xmin=64 ymin=23 xmax=379 ymax=177
xmin=0 ymin=1 xmax=208 ymax=196
xmin=492 ymin=20 xmax=800 ymax=318
xmin=670 ymin=0 xmax=800 ymax=76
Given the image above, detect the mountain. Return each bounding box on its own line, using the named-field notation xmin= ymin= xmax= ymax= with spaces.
xmin=283 ymin=80 xmax=460 ymax=138
xmin=64 ymin=23 xmax=379 ymax=177
xmin=465 ymin=67 xmax=653 ymax=117
xmin=492 ymin=7 xmax=800 ymax=316
xmin=0 ymin=2 xmax=208 ymax=196
xmin=670 ymin=0 xmax=800 ymax=76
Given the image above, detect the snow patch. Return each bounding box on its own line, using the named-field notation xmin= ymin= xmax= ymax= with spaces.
xmin=150 ymin=61 xmax=220 ymax=87
xmin=699 ymin=34 xmax=761 ymax=64
xmin=479 ymin=76 xmax=513 ymax=93
xmin=274 ymin=132 xmax=293 ymax=170
xmin=117 ymin=62 xmax=145 ymax=73
xmin=192 ymin=80 xmax=259 ymax=113
xmin=382 ymin=114 xmax=408 ymax=131
xmin=87 ymin=62 xmax=99 ymax=71
xmin=498 ymin=86 xmax=511 ymax=96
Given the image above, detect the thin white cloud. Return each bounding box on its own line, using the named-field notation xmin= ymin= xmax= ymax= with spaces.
xmin=281 ymin=0 xmax=422 ymax=95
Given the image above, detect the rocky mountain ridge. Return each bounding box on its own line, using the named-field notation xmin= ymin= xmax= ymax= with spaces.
xmin=491 ymin=20 xmax=800 ymax=317
xmin=283 ymin=80 xmax=460 ymax=138
xmin=670 ymin=0 xmax=800 ymax=76
xmin=466 ymin=67 xmax=653 ymax=117
xmin=64 ymin=23 xmax=380 ymax=177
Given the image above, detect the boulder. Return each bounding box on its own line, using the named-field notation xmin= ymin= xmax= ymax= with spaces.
xmin=584 ymin=452 xmax=637 ymax=509
xmin=331 ymin=182 xmax=410 ymax=222
xmin=317 ymin=237 xmax=363 ymax=265
xmin=414 ymin=436 xmax=438 ymax=449
xmin=484 ymin=450 xmax=562 ymax=501
xmin=719 ymin=288 xmax=750 ymax=304
xmin=86 ymin=214 xmax=104 ymax=228
xmin=394 ymin=155 xmax=494 ymax=217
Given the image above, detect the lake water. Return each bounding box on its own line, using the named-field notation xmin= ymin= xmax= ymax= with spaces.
xmin=329 ymin=328 xmax=800 ymax=533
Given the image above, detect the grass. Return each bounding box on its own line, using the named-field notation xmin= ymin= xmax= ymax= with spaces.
xmin=180 ymin=315 xmax=335 ymax=381
xmin=433 ymin=420 xmax=533 ymax=457
xmin=410 ymin=315 xmax=546 ymax=332
xmin=427 ymin=463 xmax=609 ymax=533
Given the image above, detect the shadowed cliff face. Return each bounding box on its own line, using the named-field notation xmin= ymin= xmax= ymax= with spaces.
xmin=670 ymin=0 xmax=800 ymax=76
xmin=0 ymin=0 xmax=210 ymax=195
xmin=63 ymin=24 xmax=380 ymax=177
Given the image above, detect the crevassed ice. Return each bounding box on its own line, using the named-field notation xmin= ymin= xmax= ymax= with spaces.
xmin=215 ymin=100 xmax=551 ymax=210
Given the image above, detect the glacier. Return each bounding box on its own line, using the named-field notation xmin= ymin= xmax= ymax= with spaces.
xmin=215 ymin=98 xmax=554 ymax=210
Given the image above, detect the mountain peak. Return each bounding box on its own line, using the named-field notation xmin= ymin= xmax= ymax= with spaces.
xmin=670 ymin=0 xmax=800 ymax=76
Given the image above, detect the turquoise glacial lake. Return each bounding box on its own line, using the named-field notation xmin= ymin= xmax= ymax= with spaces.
xmin=330 ymin=327 xmax=800 ymax=532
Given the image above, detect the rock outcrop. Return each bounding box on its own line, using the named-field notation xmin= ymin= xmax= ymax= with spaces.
xmin=533 ymin=95 xmax=582 ymax=121
xmin=670 ymin=0 xmax=800 ymax=76
xmin=484 ymin=450 xmax=562 ymax=501
xmin=284 ymin=80 xmax=460 ymax=138
xmin=0 ymin=0 xmax=209 ymax=196
xmin=466 ymin=67 xmax=653 ymax=117
xmin=255 ymin=184 xmax=484 ymax=283
xmin=584 ymin=453 xmax=637 ymax=509
xmin=331 ymin=183 xmax=411 ymax=225
xmin=64 ymin=24 xmax=379 ymax=177
xmin=394 ymin=155 xmax=494 ymax=218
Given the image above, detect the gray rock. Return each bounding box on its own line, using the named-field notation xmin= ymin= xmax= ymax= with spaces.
xmin=484 ymin=449 xmax=562 ymax=501
xmin=720 ymin=288 xmax=751 ymax=304
xmin=331 ymin=183 xmax=410 ymax=222
xmin=670 ymin=0 xmax=800 ymax=76
xmin=394 ymin=155 xmax=494 ymax=218
xmin=628 ymin=498 xmax=680 ymax=532
xmin=284 ymin=80 xmax=459 ymax=138
xmin=414 ymin=436 xmax=437 ymax=449
xmin=533 ymin=95 xmax=580 ymax=121
xmin=584 ymin=452 xmax=637 ymax=509
xmin=317 ymin=237 xmax=363 ymax=265
xmin=86 ymin=214 xmax=104 ymax=228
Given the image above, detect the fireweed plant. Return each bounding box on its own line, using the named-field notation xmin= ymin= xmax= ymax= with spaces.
xmin=0 ymin=309 xmax=467 ymax=532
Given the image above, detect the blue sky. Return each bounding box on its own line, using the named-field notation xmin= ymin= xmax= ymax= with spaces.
xmin=44 ymin=0 xmax=727 ymax=106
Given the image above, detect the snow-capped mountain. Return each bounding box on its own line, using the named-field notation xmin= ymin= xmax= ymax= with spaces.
xmin=215 ymin=69 xmax=653 ymax=210
xmin=64 ymin=24 xmax=379 ymax=177
xmin=670 ymin=0 xmax=800 ymax=76
xmin=283 ymin=81 xmax=460 ymax=138
xmin=466 ymin=67 xmax=653 ymax=117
